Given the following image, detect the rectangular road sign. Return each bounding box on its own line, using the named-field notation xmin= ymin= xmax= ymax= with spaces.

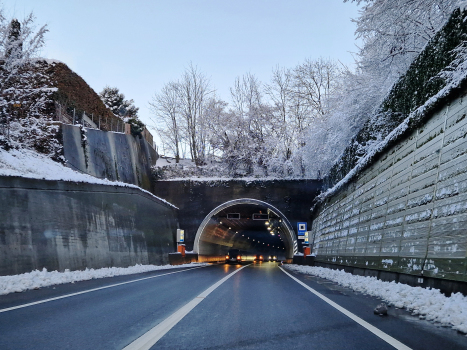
xmin=304 ymin=231 xmax=309 ymax=244
xmin=177 ymin=229 xmax=185 ymax=243
xmin=297 ymin=222 xmax=307 ymax=237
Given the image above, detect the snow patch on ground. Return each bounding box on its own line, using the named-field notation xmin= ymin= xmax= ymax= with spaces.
xmin=0 ymin=148 xmax=178 ymax=209
xmin=285 ymin=264 xmax=467 ymax=333
xmin=0 ymin=263 xmax=208 ymax=296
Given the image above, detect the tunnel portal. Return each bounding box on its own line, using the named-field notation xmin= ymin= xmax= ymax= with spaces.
xmin=194 ymin=199 xmax=298 ymax=260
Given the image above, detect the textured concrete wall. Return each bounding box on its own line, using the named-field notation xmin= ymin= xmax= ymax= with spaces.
xmin=311 ymin=91 xmax=467 ymax=281
xmin=0 ymin=176 xmax=178 ymax=276
xmin=153 ymin=179 xmax=322 ymax=251
xmin=62 ymin=124 xmax=158 ymax=191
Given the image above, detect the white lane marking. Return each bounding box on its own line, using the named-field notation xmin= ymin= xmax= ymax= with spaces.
xmin=0 ymin=265 xmax=209 ymax=314
xmin=123 ymin=264 xmax=249 ymax=350
xmin=279 ymin=267 xmax=412 ymax=350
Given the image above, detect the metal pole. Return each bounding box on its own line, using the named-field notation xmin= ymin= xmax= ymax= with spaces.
xmin=73 ymin=108 xmax=75 ymax=125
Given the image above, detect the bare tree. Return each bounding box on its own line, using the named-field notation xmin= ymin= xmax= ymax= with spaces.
xmin=292 ymin=57 xmax=340 ymax=121
xmin=150 ymin=81 xmax=182 ymax=162
xmin=178 ymin=63 xmax=212 ymax=166
xmin=264 ymin=66 xmax=294 ymax=161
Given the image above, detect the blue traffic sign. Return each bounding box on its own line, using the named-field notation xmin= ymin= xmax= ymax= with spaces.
xmin=297 ymin=222 xmax=307 ymax=236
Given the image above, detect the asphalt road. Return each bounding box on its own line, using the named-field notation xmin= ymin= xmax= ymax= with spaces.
xmin=1 ymin=263 xmax=467 ymax=350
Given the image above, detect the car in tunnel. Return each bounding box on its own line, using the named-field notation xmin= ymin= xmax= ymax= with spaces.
xmin=254 ymin=254 xmax=264 ymax=262
xmin=225 ymin=249 xmax=244 ymax=264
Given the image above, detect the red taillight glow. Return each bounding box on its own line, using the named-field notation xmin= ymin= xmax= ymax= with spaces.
xmin=260 ymin=256 xmax=263 ymax=260
xmin=237 ymin=255 xmax=241 ymax=260
xmin=225 ymin=255 xmax=229 ymax=259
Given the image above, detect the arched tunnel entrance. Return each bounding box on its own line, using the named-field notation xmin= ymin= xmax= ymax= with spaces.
xmin=194 ymin=199 xmax=298 ymax=261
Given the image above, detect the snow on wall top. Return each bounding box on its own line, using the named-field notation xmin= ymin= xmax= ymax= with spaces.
xmin=0 ymin=148 xmax=178 ymax=210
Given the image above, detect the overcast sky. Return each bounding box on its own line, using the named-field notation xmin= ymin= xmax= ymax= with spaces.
xmin=7 ymin=0 xmax=361 ymax=130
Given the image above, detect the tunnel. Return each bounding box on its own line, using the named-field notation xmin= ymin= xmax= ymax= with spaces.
xmin=193 ymin=198 xmax=298 ymax=262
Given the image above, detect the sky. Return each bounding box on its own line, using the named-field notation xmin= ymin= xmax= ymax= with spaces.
xmin=6 ymin=0 xmax=361 ymax=133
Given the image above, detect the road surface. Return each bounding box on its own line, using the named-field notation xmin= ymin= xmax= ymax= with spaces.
xmin=1 ymin=263 xmax=467 ymax=349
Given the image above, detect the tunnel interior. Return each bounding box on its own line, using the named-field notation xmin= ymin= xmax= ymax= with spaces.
xmin=194 ymin=199 xmax=298 ymax=260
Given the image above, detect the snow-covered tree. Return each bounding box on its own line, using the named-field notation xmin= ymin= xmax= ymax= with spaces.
xmin=99 ymin=86 xmax=144 ymax=136
xmin=150 ymin=81 xmax=183 ymax=162
xmin=99 ymin=86 xmax=139 ymax=121
xmin=296 ymin=0 xmax=462 ymax=179
xmin=178 ymin=63 xmax=212 ymax=166
xmin=0 ymin=13 xmax=61 ymax=160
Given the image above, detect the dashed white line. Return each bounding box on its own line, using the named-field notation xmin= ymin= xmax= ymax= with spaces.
xmin=0 ymin=265 xmax=209 ymax=314
xmin=123 ymin=264 xmax=249 ymax=350
xmin=279 ymin=266 xmax=412 ymax=350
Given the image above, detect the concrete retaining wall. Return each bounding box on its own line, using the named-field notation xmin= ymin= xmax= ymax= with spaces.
xmin=0 ymin=176 xmax=178 ymax=276
xmin=311 ymin=91 xmax=467 ymax=282
xmin=62 ymin=124 xmax=158 ymax=191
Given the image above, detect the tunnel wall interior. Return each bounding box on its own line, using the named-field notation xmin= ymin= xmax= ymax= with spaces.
xmin=152 ymin=179 xmax=322 ymax=252
xmin=194 ymin=200 xmax=297 ymax=260
xmin=0 ymin=176 xmax=178 ymax=276
xmin=62 ymin=124 xmax=158 ymax=191
xmin=310 ymin=91 xmax=467 ymax=282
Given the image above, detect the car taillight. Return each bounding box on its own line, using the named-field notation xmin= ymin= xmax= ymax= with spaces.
xmin=225 ymin=255 xmax=229 ymax=259
xmin=237 ymin=255 xmax=241 ymax=260
xmin=260 ymin=256 xmax=263 ymax=260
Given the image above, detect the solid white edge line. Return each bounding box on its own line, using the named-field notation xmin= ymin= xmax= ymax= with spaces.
xmin=123 ymin=264 xmax=249 ymax=350
xmin=0 ymin=265 xmax=209 ymax=314
xmin=279 ymin=267 xmax=412 ymax=350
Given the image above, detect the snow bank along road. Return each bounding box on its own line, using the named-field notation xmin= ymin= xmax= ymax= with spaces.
xmin=1 ymin=264 xmax=467 ymax=350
